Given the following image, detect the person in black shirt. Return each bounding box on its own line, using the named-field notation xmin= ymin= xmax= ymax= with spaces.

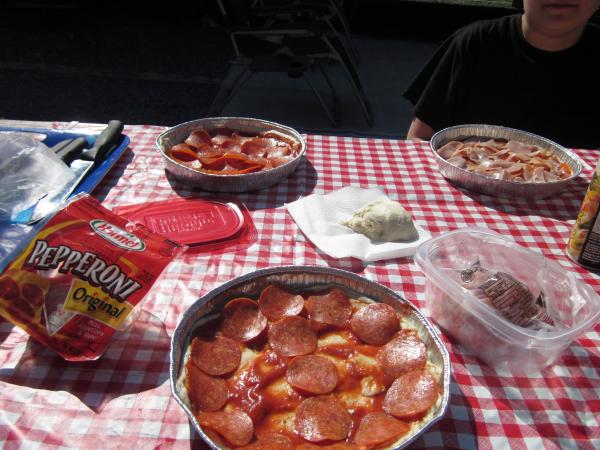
xmin=404 ymin=0 xmax=600 ymax=149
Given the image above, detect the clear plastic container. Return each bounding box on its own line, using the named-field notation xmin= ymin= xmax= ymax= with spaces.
xmin=414 ymin=228 xmax=600 ymax=373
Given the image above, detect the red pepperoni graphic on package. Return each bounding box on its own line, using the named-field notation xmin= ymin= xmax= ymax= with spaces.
xmin=268 ymin=316 xmax=317 ymax=357
xmin=190 ymin=336 xmax=241 ymax=376
xmin=186 ymin=362 xmax=229 ymax=412
xmin=197 ymin=410 xmax=254 ymax=447
xmin=221 ymin=298 xmax=268 ymax=342
xmin=21 ymin=283 xmax=45 ymax=307
xmin=305 ymin=288 xmax=352 ymax=327
xmin=383 ymin=369 xmax=439 ymax=421
xmin=258 ymin=285 xmax=304 ymax=321
xmin=286 ymin=355 xmax=339 ymax=394
xmin=376 ymin=330 xmax=427 ymax=379
xmin=0 ymin=275 xmax=19 ymax=301
xmin=294 ymin=395 xmax=353 ymax=442
xmin=350 ymin=303 xmax=399 ymax=345
xmin=352 ymin=412 xmax=410 ymax=446
xmin=9 ymin=298 xmax=35 ymax=320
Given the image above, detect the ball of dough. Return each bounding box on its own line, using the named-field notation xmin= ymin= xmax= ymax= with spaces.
xmin=341 ymin=199 xmax=418 ymax=242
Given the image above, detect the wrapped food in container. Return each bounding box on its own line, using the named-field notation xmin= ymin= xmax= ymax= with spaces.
xmin=415 ymin=227 xmax=600 ymax=373
xmin=0 ymin=194 xmax=186 ymax=361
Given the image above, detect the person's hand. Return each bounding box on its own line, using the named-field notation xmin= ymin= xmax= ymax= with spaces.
xmin=406 ymin=117 xmax=434 ymax=141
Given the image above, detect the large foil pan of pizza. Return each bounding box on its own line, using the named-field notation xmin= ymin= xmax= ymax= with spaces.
xmin=430 ymin=124 xmax=583 ymax=199
xmin=171 ymin=266 xmax=450 ymax=449
xmin=156 ymin=117 xmax=306 ymax=192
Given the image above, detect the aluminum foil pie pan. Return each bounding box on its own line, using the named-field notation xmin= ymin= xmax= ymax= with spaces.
xmin=156 ymin=117 xmax=306 ymax=193
xmin=170 ymin=265 xmax=451 ymax=449
xmin=430 ymin=124 xmax=583 ymax=199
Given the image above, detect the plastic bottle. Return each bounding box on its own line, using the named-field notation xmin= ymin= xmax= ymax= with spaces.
xmin=567 ymin=159 xmax=600 ymax=269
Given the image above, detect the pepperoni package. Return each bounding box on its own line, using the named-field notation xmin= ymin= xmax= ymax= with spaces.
xmin=0 ymin=194 xmax=186 ymax=361
xmin=175 ymin=278 xmax=447 ymax=449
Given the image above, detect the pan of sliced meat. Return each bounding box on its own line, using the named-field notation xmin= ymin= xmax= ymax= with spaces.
xmin=156 ymin=117 xmax=306 ymax=192
xmin=430 ymin=124 xmax=583 ymax=199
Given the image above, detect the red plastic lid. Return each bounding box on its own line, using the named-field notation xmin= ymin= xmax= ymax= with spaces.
xmin=114 ymin=198 xmax=244 ymax=245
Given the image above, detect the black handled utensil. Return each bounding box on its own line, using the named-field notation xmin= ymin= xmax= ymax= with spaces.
xmin=81 ymin=120 xmax=124 ymax=166
xmin=52 ymin=136 xmax=88 ymax=166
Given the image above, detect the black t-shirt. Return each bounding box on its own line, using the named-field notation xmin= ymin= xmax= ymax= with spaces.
xmin=404 ymin=14 xmax=600 ymax=149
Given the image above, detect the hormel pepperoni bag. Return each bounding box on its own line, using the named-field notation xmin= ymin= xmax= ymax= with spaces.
xmin=0 ymin=194 xmax=186 ymax=361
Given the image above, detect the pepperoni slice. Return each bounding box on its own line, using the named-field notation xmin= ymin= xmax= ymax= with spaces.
xmin=353 ymin=412 xmax=410 ymax=446
xmin=258 ymin=285 xmax=304 ymax=321
xmin=222 ymin=137 xmax=243 ymax=151
xmin=197 ymin=410 xmax=254 ymax=447
xmin=350 ymin=303 xmax=399 ymax=345
xmin=239 ymin=433 xmax=294 ymax=450
xmin=190 ymin=336 xmax=241 ymax=376
xmin=221 ymin=298 xmax=268 ymax=343
xmin=9 ymin=298 xmax=35 ymax=319
xmin=304 ymin=288 xmax=352 ymax=328
xmin=223 ymin=152 xmax=266 ymax=170
xmin=383 ymin=369 xmax=439 ymax=420
xmin=169 ymin=144 xmax=198 ymax=162
xmin=0 ymin=276 xmax=19 ymax=301
xmin=201 ymin=165 xmax=263 ymax=175
xmin=268 ymin=316 xmax=317 ymax=357
xmin=294 ymin=396 xmax=353 ymax=442
xmin=185 ymin=129 xmax=212 ymax=147
xmin=241 ymin=138 xmax=270 ymax=158
xmin=196 ymin=146 xmax=223 ymax=157
xmin=376 ymin=330 xmax=427 ymax=379
xmin=198 ymin=154 xmax=226 ymax=170
xmin=186 ymin=361 xmax=229 ymax=412
xmin=286 ymin=355 xmax=339 ymax=394
xmin=21 ymin=283 xmax=45 ymax=307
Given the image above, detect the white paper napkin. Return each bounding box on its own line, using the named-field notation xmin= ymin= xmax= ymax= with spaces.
xmin=286 ymin=186 xmax=431 ymax=262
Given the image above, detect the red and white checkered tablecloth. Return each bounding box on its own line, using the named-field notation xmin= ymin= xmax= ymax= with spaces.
xmin=0 ymin=124 xmax=598 ymax=450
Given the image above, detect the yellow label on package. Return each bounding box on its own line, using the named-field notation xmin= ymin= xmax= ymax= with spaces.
xmin=63 ymin=278 xmax=133 ymax=329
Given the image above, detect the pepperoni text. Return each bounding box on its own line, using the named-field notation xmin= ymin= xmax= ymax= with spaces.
xmin=25 ymin=240 xmax=142 ymax=302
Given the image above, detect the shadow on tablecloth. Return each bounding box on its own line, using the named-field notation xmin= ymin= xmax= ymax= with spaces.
xmin=438 ymin=334 xmax=600 ymax=449
xmin=458 ymin=175 xmax=590 ymax=222
xmin=162 ymin=155 xmax=319 ymax=211
xmin=0 ymin=309 xmax=170 ymax=413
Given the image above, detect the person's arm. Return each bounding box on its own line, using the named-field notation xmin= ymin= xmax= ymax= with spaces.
xmin=406 ymin=117 xmax=434 ymax=141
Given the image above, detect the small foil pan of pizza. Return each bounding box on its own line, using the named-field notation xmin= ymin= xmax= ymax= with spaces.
xmin=170 ymin=266 xmax=451 ymax=449
xmin=156 ymin=117 xmax=306 ymax=193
